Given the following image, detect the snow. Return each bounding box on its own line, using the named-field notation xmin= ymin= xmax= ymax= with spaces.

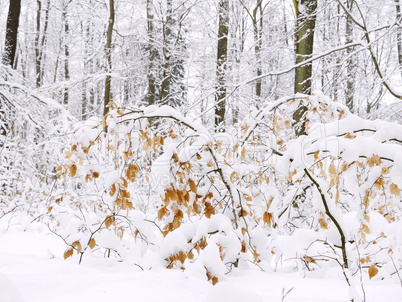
xmin=0 ymin=226 xmax=401 ymax=302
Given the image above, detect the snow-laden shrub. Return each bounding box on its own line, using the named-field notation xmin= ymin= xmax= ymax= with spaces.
xmin=51 ymin=92 xmax=402 ymax=291
xmin=0 ymin=66 xmax=71 ymax=225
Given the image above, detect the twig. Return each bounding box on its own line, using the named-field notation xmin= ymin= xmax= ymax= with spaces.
xmin=304 ymin=168 xmax=348 ymax=269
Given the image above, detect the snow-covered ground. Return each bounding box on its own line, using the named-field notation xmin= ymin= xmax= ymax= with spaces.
xmin=0 ymin=224 xmax=400 ymax=302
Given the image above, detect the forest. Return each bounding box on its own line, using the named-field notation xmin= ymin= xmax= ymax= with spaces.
xmin=1 ymin=0 xmax=402 ymax=301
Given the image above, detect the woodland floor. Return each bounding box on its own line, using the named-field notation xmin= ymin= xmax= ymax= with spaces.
xmin=0 ymin=220 xmax=400 ymax=302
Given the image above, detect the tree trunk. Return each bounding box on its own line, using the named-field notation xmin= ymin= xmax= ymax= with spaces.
xmin=159 ymin=0 xmax=173 ymax=105
xmin=63 ymin=2 xmax=70 ymax=106
xmin=215 ymin=0 xmax=229 ymax=128
xmin=292 ymin=0 xmax=317 ymax=136
xmin=35 ymin=0 xmax=42 ymax=87
xmin=396 ymin=0 xmax=402 ymax=78
xmin=252 ymin=0 xmax=263 ymax=100
xmin=293 ymin=0 xmax=317 ymax=95
xmin=2 ymin=0 xmax=21 ymax=68
xmin=147 ymin=0 xmax=157 ymax=105
xmin=104 ymin=0 xmax=115 ymax=117
xmin=345 ymin=0 xmax=355 ymax=112
xmin=35 ymin=0 xmax=50 ymax=88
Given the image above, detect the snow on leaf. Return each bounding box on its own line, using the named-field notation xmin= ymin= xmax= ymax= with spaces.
xmin=390 ymin=183 xmax=401 ymax=196
xmin=263 ymin=212 xmax=273 ymax=226
xmin=328 ymin=163 xmax=337 ymax=175
xmin=340 ymin=162 xmax=349 ymax=172
xmin=374 ymin=178 xmax=385 ymax=190
xmin=361 ymin=224 xmax=370 ymax=234
xmin=381 ymin=167 xmax=390 ymax=175
xmin=109 ymin=184 xmax=117 ymax=196
xmin=72 ymin=241 xmax=82 ymax=253
xmin=368 ymin=155 xmax=382 ymax=167
xmin=241 ymin=147 xmax=247 ymax=159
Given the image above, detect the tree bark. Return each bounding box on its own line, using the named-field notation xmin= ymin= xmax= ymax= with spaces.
xmin=396 ymin=0 xmax=402 ymax=78
xmin=159 ymin=0 xmax=173 ymax=105
xmin=292 ymin=0 xmax=317 ymax=136
xmin=104 ymin=0 xmax=115 ymax=117
xmin=35 ymin=0 xmax=42 ymax=87
xmin=215 ymin=0 xmax=229 ymax=128
xmin=63 ymin=1 xmax=70 ymax=106
xmin=252 ymin=0 xmax=263 ymax=100
xmin=2 ymin=0 xmax=21 ymax=68
xmin=345 ymin=0 xmax=355 ymax=112
xmin=293 ymin=0 xmax=317 ymax=95
xmin=35 ymin=0 xmax=50 ymax=88
xmin=147 ymin=0 xmax=157 ymax=105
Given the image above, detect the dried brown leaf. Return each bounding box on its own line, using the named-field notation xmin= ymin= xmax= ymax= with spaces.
xmin=368 ymin=264 xmax=378 ymax=279
xmin=69 ymin=164 xmax=77 ymax=177
xmin=188 ymin=179 xmax=197 ymax=193
xmin=63 ymin=248 xmax=74 ymax=260
xmin=88 ymin=238 xmax=96 ymax=249
xmin=318 ymin=218 xmax=328 ymax=229
xmin=105 ymin=216 xmax=115 ymax=228
xmin=390 ymin=183 xmax=401 ymax=196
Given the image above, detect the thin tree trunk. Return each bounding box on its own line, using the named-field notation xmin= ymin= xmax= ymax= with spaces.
xmin=35 ymin=0 xmax=42 ymax=87
xmin=231 ymin=1 xmax=245 ymax=124
xmin=63 ymin=2 xmax=70 ymax=106
xmin=396 ymin=0 xmax=402 ymax=78
xmin=159 ymin=0 xmax=174 ymax=105
xmin=215 ymin=0 xmax=229 ymax=128
xmin=147 ymin=0 xmax=157 ymax=105
xmin=35 ymin=0 xmax=50 ymax=88
xmin=345 ymin=0 xmax=355 ymax=112
xmin=2 ymin=0 xmax=21 ymax=68
xmin=104 ymin=0 xmax=115 ymax=117
xmin=252 ymin=0 xmax=263 ymax=100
